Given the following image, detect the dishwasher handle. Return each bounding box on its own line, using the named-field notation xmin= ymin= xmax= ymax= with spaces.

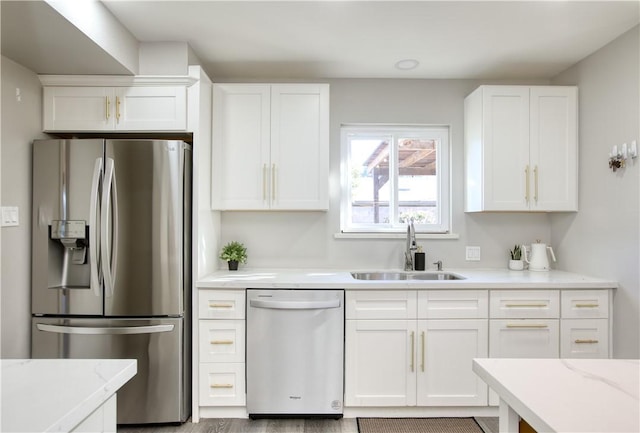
xmin=249 ymin=298 xmax=341 ymax=310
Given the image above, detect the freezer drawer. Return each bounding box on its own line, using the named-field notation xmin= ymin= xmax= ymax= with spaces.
xmin=31 ymin=317 xmax=189 ymax=424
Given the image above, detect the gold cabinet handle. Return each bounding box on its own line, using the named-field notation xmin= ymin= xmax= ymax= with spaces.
xmin=263 ymin=164 xmax=268 ymax=201
xmin=506 ymin=323 xmax=548 ymax=329
xmin=420 ymin=331 xmax=425 ymax=373
xmin=116 ymin=96 xmax=121 ymax=122
xmin=272 ymin=163 xmax=276 ymax=202
xmin=505 ymin=303 xmax=548 ymax=308
xmin=575 ymin=303 xmax=599 ymax=308
xmin=525 ymin=165 xmax=529 ymax=202
xmin=211 ymin=384 xmax=233 ymax=389
xmin=210 ymin=340 xmax=234 ymax=345
xmin=209 ymin=302 xmax=233 ymax=308
xmin=575 ymin=339 xmax=599 ymax=344
xmin=534 ymin=165 xmax=539 ymax=203
xmin=410 ymin=331 xmax=415 ymax=373
xmin=105 ymin=97 xmax=111 ymax=120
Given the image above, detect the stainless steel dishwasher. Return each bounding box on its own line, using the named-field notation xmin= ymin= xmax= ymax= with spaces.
xmin=246 ymin=289 xmax=344 ymax=418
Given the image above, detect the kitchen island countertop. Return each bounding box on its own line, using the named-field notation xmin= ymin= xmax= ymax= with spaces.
xmin=1 ymin=359 xmax=136 ymax=433
xmin=197 ymin=268 xmax=617 ymax=289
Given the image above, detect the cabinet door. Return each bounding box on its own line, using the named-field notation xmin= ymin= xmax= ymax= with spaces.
xmin=345 ymin=320 xmax=417 ymax=406
xmin=212 ymin=84 xmax=271 ymax=210
xmin=417 ymin=319 xmax=488 ymax=406
xmin=43 ymin=87 xmax=115 ymax=131
xmin=561 ymin=319 xmax=609 ymax=358
xmin=115 ymin=86 xmax=187 ymax=131
xmin=270 ymin=84 xmax=329 ymax=210
xmin=529 ymin=87 xmax=578 ymax=211
xmin=481 ymin=86 xmax=530 ymax=211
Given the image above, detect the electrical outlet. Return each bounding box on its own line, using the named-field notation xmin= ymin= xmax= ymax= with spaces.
xmin=465 ymin=246 xmax=481 ymax=261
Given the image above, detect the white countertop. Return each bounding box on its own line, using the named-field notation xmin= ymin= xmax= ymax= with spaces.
xmin=1 ymin=359 xmax=137 ymax=433
xmin=197 ymin=268 xmax=617 ymax=289
xmin=472 ymin=358 xmax=640 ymax=433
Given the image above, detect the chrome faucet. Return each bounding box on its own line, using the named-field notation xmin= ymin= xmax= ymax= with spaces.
xmin=404 ymin=219 xmax=417 ymax=271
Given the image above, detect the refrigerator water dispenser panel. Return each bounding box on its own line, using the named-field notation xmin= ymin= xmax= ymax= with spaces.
xmin=50 ymin=220 xmax=87 ymax=265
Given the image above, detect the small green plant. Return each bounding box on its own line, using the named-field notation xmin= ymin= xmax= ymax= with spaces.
xmin=510 ymin=244 xmax=522 ymax=260
xmin=219 ymin=241 xmax=247 ymax=264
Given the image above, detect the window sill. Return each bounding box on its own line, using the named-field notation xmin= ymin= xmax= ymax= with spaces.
xmin=334 ymin=232 xmax=460 ymax=240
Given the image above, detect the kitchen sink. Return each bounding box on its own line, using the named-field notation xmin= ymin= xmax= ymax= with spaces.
xmin=350 ymin=271 xmax=465 ymax=281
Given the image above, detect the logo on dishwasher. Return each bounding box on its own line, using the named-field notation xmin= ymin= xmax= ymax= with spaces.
xmin=289 ymin=395 xmax=302 ymax=400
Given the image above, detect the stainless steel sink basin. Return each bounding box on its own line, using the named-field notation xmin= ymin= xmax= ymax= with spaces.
xmin=350 ymin=271 xmax=465 ymax=281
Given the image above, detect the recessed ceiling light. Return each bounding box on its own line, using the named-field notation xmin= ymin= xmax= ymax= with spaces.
xmin=395 ymin=59 xmax=420 ymax=71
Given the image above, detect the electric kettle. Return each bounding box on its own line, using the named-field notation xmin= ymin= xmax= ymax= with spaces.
xmin=523 ymin=241 xmax=556 ymax=271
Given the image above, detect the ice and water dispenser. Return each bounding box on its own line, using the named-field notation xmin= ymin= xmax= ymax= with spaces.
xmin=47 ymin=220 xmax=90 ymax=289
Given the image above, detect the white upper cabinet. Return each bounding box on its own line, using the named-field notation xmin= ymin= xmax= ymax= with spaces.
xmin=43 ymin=85 xmax=187 ymax=132
xmin=464 ymin=85 xmax=578 ymax=212
xmin=211 ymin=83 xmax=329 ymax=211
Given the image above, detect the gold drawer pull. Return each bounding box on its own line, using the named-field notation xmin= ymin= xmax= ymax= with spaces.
xmin=211 ymin=384 xmax=233 ymax=389
xmin=210 ymin=340 xmax=234 ymax=345
xmin=209 ymin=303 xmax=233 ymax=308
xmin=506 ymin=324 xmax=548 ymax=329
xmin=575 ymin=303 xmax=599 ymax=308
xmin=575 ymin=339 xmax=599 ymax=344
xmin=505 ymin=303 xmax=548 ymax=308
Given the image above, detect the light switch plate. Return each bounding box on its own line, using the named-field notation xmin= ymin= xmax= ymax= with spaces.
xmin=465 ymin=246 xmax=481 ymax=261
xmin=1 ymin=206 xmax=19 ymax=227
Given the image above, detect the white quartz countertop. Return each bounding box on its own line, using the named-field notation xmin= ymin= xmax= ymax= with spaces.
xmin=472 ymin=358 xmax=640 ymax=433
xmin=1 ymin=359 xmax=137 ymax=433
xmin=197 ymin=268 xmax=617 ymax=289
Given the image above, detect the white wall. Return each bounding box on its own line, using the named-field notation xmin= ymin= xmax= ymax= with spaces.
xmin=219 ymin=78 xmax=553 ymax=270
xmin=550 ymin=26 xmax=640 ymax=358
xmin=1 ymin=56 xmax=48 ymax=357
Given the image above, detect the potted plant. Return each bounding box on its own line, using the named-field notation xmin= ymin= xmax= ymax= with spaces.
xmin=509 ymin=244 xmax=524 ymax=270
xmin=219 ymin=241 xmax=247 ymax=271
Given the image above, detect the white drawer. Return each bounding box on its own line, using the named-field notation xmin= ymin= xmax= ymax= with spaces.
xmin=561 ymin=290 xmax=609 ymax=319
xmin=489 ymin=319 xmax=560 ymax=358
xmin=561 ymin=319 xmax=609 ymax=358
xmin=199 ymin=290 xmax=245 ymax=319
xmin=490 ymin=290 xmax=559 ymax=318
xmin=346 ymin=290 xmax=417 ymax=319
xmin=199 ymin=363 xmax=246 ymax=406
xmin=199 ymin=320 xmax=245 ymax=363
xmin=418 ymin=290 xmax=488 ymax=319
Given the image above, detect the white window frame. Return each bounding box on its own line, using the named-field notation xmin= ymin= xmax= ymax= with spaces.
xmin=340 ymin=124 xmax=451 ymax=234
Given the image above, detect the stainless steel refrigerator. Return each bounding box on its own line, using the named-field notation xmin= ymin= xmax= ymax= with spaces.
xmin=31 ymin=138 xmax=191 ymax=424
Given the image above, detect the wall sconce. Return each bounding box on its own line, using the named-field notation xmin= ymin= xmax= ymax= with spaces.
xmin=609 ymin=141 xmax=637 ymax=172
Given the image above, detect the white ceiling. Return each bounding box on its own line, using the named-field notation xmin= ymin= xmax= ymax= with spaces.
xmin=2 ymin=1 xmax=639 ymax=80
xmin=102 ymin=0 xmax=640 ymax=80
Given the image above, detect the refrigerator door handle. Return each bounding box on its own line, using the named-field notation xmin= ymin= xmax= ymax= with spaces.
xmin=101 ymin=158 xmax=119 ymax=297
xmin=89 ymin=157 xmax=102 ymax=297
xmin=36 ymin=323 xmax=174 ymax=335
xmin=249 ymin=299 xmax=341 ymax=310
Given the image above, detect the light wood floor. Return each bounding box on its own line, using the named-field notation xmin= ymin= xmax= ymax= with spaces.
xmin=118 ymin=417 xmax=498 ymax=433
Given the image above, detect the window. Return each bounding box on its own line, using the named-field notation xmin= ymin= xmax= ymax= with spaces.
xmin=341 ymin=125 xmax=450 ymax=233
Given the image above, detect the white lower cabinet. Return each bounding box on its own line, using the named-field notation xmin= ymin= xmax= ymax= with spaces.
xmin=560 ymin=289 xmax=610 ymax=358
xmin=345 ymin=320 xmax=417 ymax=406
xmin=199 ymin=363 xmax=246 ymax=406
xmin=344 ymin=290 xmax=489 ymax=408
xmin=489 ymin=319 xmax=560 ymax=358
xmin=417 ymin=319 xmax=488 ymax=406
xmin=560 ymin=319 xmax=609 ymax=358
xmin=198 ymin=290 xmax=246 ymax=408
